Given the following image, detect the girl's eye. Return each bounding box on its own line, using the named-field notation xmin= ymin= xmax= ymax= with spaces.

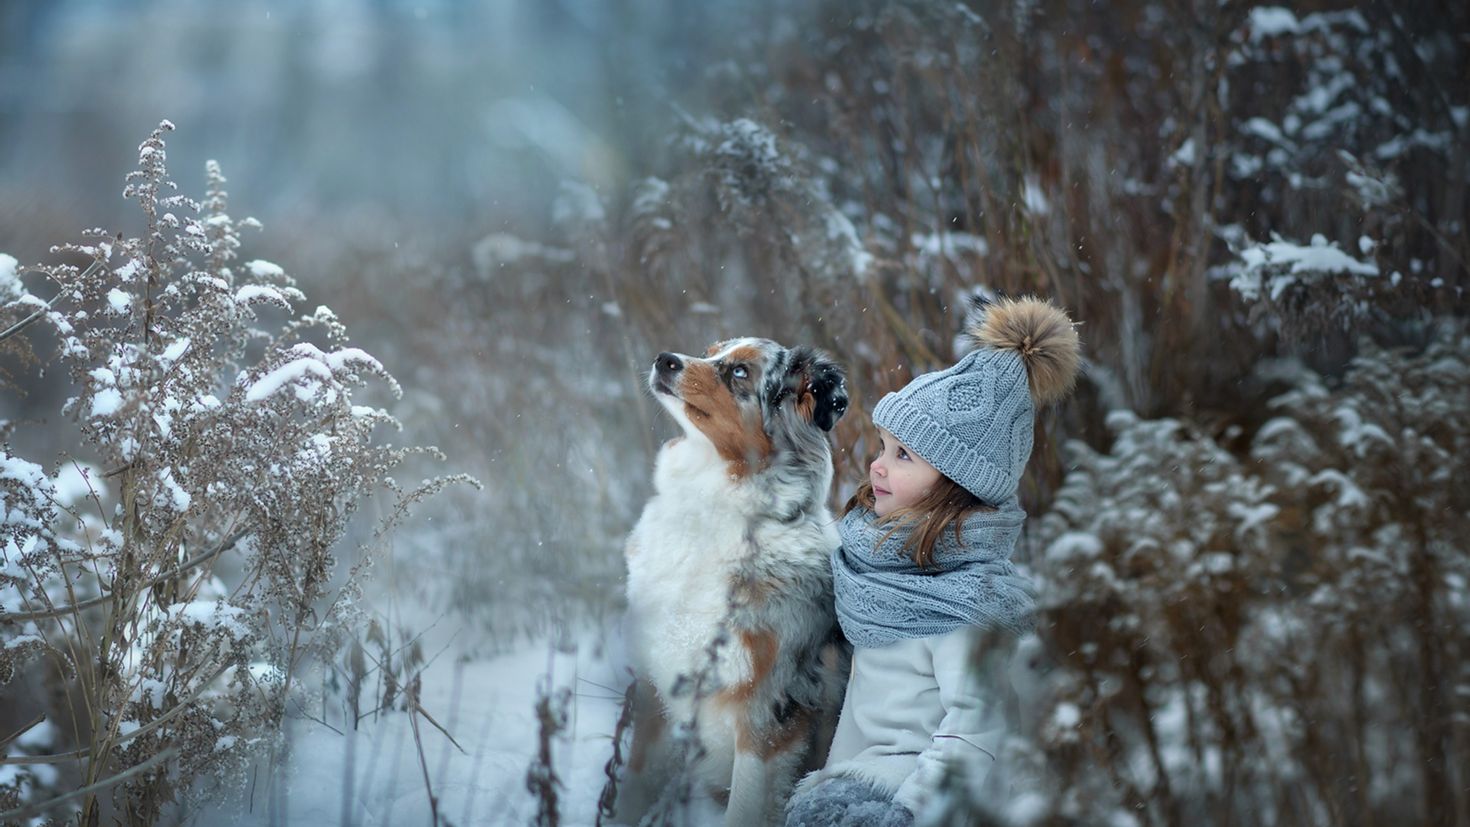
xmin=897 ymin=447 xmax=909 ymax=460
xmin=732 ymin=366 xmax=748 ymax=379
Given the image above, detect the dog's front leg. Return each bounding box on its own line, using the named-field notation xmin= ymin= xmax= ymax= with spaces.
xmin=727 ymin=748 xmax=781 ymax=825
xmin=727 ymin=722 xmax=807 ymax=826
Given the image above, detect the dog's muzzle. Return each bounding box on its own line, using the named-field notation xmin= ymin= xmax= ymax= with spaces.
xmin=651 ymin=352 xmax=683 ymax=395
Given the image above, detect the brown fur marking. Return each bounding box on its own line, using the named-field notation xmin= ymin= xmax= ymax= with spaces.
xmin=714 ymin=628 xmax=779 ymax=705
xmin=716 ymin=628 xmax=813 ymax=759
xmin=736 ymin=704 xmax=814 ymax=760
xmin=677 ymin=361 xmax=772 ymax=477
xmin=792 ymin=374 xmax=816 ymax=423
xmin=724 ymin=344 xmax=764 ymax=365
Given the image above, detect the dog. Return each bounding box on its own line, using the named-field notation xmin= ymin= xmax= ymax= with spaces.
xmin=616 ymin=337 xmax=849 ymax=825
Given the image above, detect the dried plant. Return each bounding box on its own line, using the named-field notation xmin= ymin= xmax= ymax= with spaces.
xmin=0 ymin=121 xmax=477 ymax=823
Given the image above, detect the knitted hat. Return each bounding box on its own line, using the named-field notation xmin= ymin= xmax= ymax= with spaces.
xmin=872 ymin=295 xmax=1081 ymax=504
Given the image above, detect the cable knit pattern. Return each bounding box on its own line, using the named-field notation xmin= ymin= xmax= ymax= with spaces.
xmin=832 ymin=503 xmax=1036 ymax=648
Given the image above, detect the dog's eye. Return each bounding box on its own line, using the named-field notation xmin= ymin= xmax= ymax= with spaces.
xmin=732 ymin=366 xmax=748 ymax=379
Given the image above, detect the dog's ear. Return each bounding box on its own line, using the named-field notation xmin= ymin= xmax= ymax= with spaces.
xmin=787 ymin=347 xmax=848 ymax=432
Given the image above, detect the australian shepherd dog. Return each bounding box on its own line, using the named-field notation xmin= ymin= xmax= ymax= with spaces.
xmin=616 ymin=337 xmax=849 ymax=825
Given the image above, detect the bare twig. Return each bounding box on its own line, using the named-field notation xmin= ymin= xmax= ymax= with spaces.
xmin=595 ymin=679 xmax=636 ymax=827
xmin=410 ymin=697 xmax=467 ymax=756
xmin=0 ymin=714 xmax=46 ymax=752
xmin=0 ymin=260 xmax=101 ymax=344
xmin=0 ymin=529 xmax=247 ymax=624
xmin=408 ymin=680 xmax=442 ymax=826
xmin=1 ymin=663 xmax=231 ymax=766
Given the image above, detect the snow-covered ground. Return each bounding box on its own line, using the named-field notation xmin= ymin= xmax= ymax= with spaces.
xmin=201 ymin=624 xmax=689 ymax=826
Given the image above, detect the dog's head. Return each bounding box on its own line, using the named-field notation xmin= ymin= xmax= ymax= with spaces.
xmin=648 ymin=337 xmax=847 ymax=479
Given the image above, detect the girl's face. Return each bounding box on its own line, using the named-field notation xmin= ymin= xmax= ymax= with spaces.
xmin=869 ymin=427 xmax=941 ymax=518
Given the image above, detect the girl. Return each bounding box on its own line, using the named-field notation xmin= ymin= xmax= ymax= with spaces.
xmin=786 ymin=296 xmax=1080 ymax=826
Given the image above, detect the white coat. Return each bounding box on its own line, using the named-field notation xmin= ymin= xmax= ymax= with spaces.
xmin=798 ymin=625 xmax=1016 ymax=815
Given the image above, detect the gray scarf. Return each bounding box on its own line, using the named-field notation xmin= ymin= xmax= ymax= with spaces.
xmin=832 ymin=500 xmax=1036 ymax=648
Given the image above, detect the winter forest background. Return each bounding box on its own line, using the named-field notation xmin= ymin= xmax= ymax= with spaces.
xmin=1 ymin=1 xmax=1467 ymax=825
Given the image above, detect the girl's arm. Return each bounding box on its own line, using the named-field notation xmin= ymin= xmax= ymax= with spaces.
xmin=892 ymin=626 xmax=1011 ymax=815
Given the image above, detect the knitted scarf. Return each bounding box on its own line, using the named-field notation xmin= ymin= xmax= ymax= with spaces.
xmin=832 ymin=499 xmax=1036 ymax=648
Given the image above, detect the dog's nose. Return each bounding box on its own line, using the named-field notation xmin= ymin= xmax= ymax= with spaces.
xmin=654 ymin=352 xmax=684 ymax=377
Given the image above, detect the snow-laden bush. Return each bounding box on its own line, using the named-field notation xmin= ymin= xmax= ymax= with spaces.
xmin=1014 ymin=409 xmax=1280 ymax=825
xmin=983 ymin=321 xmax=1469 ymax=825
xmin=1247 ymin=319 xmax=1470 ymax=821
xmin=0 ymin=122 xmax=475 ymax=823
xmin=1212 ymin=5 xmax=1463 ymax=337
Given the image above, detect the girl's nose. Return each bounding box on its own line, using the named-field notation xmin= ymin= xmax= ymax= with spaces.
xmin=870 ymin=458 xmax=885 ymax=477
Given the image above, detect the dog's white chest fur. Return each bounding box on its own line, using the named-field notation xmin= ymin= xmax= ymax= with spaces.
xmin=625 ymin=439 xmax=760 ymax=702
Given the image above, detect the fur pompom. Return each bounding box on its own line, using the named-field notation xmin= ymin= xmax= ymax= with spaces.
xmin=967 ymin=295 xmax=1081 ymax=405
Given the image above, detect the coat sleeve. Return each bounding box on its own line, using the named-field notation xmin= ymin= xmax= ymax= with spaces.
xmin=891 ymin=626 xmax=1009 ymax=815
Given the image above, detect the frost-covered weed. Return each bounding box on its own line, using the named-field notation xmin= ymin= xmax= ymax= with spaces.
xmin=1212 ymin=6 xmax=1464 ymax=337
xmin=0 ymin=122 xmax=475 ymax=823
xmin=1007 ymin=322 xmax=1470 ymax=825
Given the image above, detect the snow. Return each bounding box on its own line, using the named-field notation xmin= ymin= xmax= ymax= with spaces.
xmin=1 ymin=455 xmax=48 ymax=505
xmin=824 ymin=208 xmax=873 ymax=277
xmin=1333 ymin=403 xmax=1395 ymax=456
xmin=160 ymin=337 xmax=190 ymax=363
xmin=1021 ymin=174 xmax=1050 ymax=216
xmin=1249 ymin=7 xmax=1299 ymax=41
xmin=51 ymin=462 xmax=102 ymax=509
xmin=90 ymin=387 xmax=125 ymax=418
xmin=1231 ymin=233 xmax=1379 ymax=303
xmin=1308 ymin=468 xmax=1369 ymax=511
xmin=172 ymin=599 xmax=249 ymax=640
xmin=1374 ymin=129 xmax=1453 ymax=160
xmin=245 ymin=358 xmax=334 ymax=402
xmin=911 ymin=231 xmax=989 ymax=259
xmin=553 ymin=181 xmax=607 ymax=226
xmin=1006 ymin=792 xmax=1049 ymax=826
xmin=471 ymin=233 xmax=575 ymax=276
xmin=1242 ymin=117 xmax=1292 ymax=146
xmin=155 ymin=466 xmax=192 ymax=513
xmin=717 ymin=118 xmax=780 ymax=169
xmin=0 ymin=252 xmax=23 ymax=302
xmin=1052 ymin=702 xmax=1081 ymax=728
xmin=1045 ymin=531 xmax=1103 ymax=564
xmin=235 ymin=285 xmax=289 ymax=306
xmin=324 ymin=346 xmax=381 ymax=374
xmin=15 ymin=718 xmax=56 ymax=751
xmin=245 ymin=260 xmax=286 ymax=280
xmin=133 ymin=677 xmax=170 ymax=711
xmin=4 ymin=632 xmax=44 ymax=650
xmin=201 ymin=632 xmax=643 ymax=826
xmin=1228 ymin=502 xmax=1279 ymax=540
xmin=1168 ymin=138 xmax=1196 ymax=167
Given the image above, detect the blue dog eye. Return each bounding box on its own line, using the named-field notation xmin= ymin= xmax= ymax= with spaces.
xmin=733 ymin=366 xmax=748 ymax=379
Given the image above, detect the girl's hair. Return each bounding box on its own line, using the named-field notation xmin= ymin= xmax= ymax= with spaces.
xmin=844 ymin=475 xmax=996 ymax=568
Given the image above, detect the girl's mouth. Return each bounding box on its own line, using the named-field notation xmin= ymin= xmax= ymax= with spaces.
xmin=873 ymin=484 xmax=891 ymax=497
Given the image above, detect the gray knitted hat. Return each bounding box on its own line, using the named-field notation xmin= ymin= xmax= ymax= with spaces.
xmin=872 ymin=296 xmax=1081 ymax=504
